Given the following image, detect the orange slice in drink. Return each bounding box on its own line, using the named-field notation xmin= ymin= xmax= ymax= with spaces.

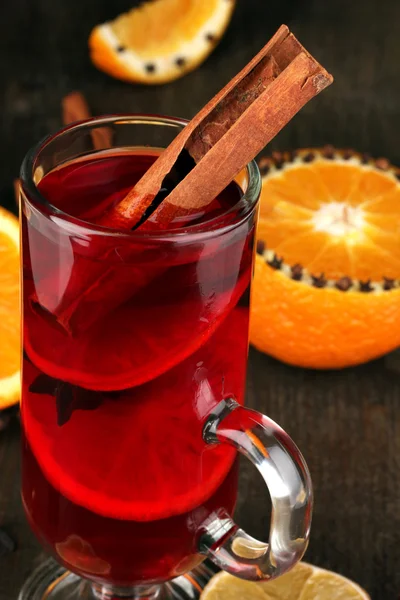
xmin=89 ymin=0 xmax=235 ymax=85
xmin=22 ymin=308 xmax=248 ymax=521
xmin=250 ymin=148 xmax=400 ymax=369
xmin=24 ymin=260 xmax=249 ymax=391
xmin=0 ymin=208 xmax=20 ymax=410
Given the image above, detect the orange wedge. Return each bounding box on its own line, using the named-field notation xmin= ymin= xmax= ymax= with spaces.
xmin=250 ymin=148 xmax=400 ymax=369
xmin=89 ymin=0 xmax=235 ymax=85
xmin=0 ymin=207 xmax=20 ymax=409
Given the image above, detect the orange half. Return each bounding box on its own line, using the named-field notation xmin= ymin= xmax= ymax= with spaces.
xmin=250 ymin=148 xmax=400 ymax=369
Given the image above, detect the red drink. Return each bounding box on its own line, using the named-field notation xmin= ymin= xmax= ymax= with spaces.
xmin=21 ymin=150 xmax=255 ymax=586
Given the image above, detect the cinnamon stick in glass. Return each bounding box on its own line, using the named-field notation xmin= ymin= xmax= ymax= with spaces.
xmin=41 ymin=26 xmax=333 ymax=334
xmin=99 ymin=25 xmax=332 ymax=230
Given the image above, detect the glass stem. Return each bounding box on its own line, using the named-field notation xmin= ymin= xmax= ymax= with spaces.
xmin=90 ymin=583 xmax=162 ymax=600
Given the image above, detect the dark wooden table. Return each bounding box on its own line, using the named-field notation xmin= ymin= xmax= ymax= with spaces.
xmin=1 ymin=0 xmax=400 ymax=598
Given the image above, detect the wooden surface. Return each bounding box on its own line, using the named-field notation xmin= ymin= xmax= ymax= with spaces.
xmin=1 ymin=0 xmax=400 ymax=597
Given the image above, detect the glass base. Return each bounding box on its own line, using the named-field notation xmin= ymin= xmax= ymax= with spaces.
xmin=19 ymin=559 xmax=217 ymax=600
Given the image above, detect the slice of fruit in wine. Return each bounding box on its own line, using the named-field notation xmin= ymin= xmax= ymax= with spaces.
xmin=25 ymin=246 xmax=250 ymax=391
xmin=23 ymin=309 xmax=248 ymax=521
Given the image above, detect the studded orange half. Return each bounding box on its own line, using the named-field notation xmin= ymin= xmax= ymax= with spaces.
xmin=89 ymin=0 xmax=235 ymax=85
xmin=250 ymin=148 xmax=400 ymax=369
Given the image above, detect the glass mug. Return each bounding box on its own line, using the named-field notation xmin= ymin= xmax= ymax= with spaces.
xmin=19 ymin=115 xmax=312 ymax=600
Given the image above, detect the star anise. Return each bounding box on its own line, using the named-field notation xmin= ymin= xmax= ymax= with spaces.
xmin=29 ymin=374 xmax=103 ymax=426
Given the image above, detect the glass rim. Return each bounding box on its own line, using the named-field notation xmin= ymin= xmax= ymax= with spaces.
xmin=20 ymin=114 xmax=261 ymax=240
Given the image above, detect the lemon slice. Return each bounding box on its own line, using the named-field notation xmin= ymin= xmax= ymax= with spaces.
xmin=298 ymin=567 xmax=370 ymax=600
xmin=258 ymin=562 xmax=314 ymax=599
xmin=0 ymin=207 xmax=20 ymax=410
xmin=201 ymin=571 xmax=267 ymax=600
xmin=201 ymin=563 xmax=370 ymax=600
xmin=89 ymin=0 xmax=235 ymax=85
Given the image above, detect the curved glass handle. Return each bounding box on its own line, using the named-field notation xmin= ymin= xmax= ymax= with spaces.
xmin=199 ymin=398 xmax=313 ymax=581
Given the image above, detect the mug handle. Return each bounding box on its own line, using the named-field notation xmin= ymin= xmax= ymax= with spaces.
xmin=199 ymin=398 xmax=313 ymax=581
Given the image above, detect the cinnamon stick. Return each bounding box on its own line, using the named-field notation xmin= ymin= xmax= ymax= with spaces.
xmin=16 ymin=91 xmax=109 ymax=206
xmin=99 ymin=25 xmax=332 ymax=230
xmin=13 ymin=179 xmax=20 ymax=207
xmin=62 ymin=92 xmax=112 ymax=150
xmin=39 ymin=26 xmax=333 ymax=335
xmin=62 ymin=91 xmax=92 ymax=125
